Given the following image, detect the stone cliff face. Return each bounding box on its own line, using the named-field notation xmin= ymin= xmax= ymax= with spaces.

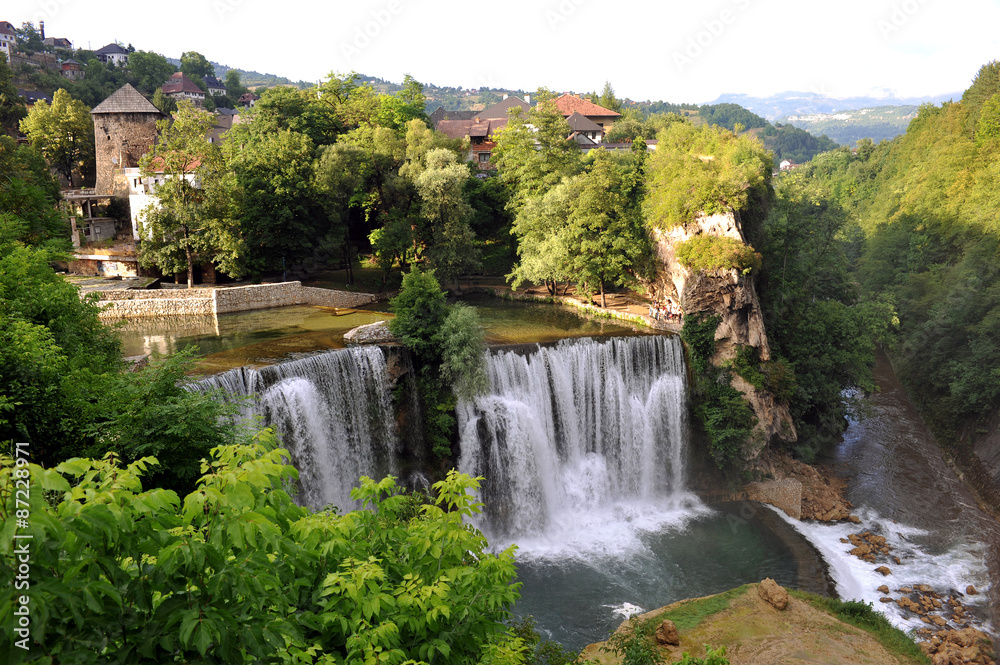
xmin=649 ymin=211 xmax=797 ymax=453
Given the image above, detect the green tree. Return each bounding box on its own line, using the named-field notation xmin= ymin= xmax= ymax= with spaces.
xmin=645 ymin=122 xmax=772 ymax=229
xmin=127 ymin=50 xmax=176 ymax=94
xmin=0 ymin=241 xmax=122 ymax=463
xmin=151 ymin=88 xmax=177 ymax=114
xmin=416 ymin=148 xmax=481 ymax=289
xmin=439 ymin=302 xmax=488 ymax=399
xmin=492 ymin=89 xmax=581 ymax=209
xmin=19 ymin=88 xmax=95 ymax=185
xmin=223 ymin=69 xmax=246 ymax=102
xmin=562 ymin=151 xmax=651 ymax=307
xmin=179 ymin=50 xmax=214 ymax=82
xmin=219 ymin=126 xmax=329 ymax=277
xmin=0 ymin=136 xmax=64 ymax=245
xmin=388 ymin=267 xmax=450 ymax=363
xmin=598 ymin=80 xmax=623 ymax=113
xmin=14 ymin=22 xmax=42 ymax=54
xmin=0 ymin=53 xmax=27 ymax=136
xmin=138 ymin=101 xmax=222 ymax=287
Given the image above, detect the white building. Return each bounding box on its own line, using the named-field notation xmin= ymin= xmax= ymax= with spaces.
xmin=124 ymin=166 xmax=198 ymax=240
xmin=95 ymin=43 xmax=130 ymax=66
xmin=0 ymin=21 xmax=16 ymax=60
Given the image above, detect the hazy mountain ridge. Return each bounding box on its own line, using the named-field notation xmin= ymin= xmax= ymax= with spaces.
xmin=775 ymin=105 xmax=921 ymax=147
xmin=711 ymin=90 xmax=958 ymax=121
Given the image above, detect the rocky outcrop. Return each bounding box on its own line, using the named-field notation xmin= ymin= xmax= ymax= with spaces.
xmin=757 ymin=578 xmax=788 ymax=610
xmin=653 ymin=619 xmax=680 ymax=646
xmin=344 ymin=321 xmax=397 ymax=345
xmin=650 ymin=211 xmax=796 ymax=452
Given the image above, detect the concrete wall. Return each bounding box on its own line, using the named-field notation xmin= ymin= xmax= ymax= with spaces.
xmin=93 ymin=281 xmax=380 ymax=319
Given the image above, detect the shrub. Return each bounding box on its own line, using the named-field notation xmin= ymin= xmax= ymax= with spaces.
xmin=675 ymin=235 xmax=762 ymax=274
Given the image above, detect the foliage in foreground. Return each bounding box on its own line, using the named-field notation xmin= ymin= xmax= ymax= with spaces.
xmin=0 ymin=436 xmax=524 ymax=664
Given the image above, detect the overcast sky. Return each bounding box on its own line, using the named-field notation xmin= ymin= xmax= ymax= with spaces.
xmin=7 ymin=0 xmax=999 ymax=103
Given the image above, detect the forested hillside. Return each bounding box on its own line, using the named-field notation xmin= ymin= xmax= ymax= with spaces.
xmin=801 ymin=61 xmax=1000 ymax=448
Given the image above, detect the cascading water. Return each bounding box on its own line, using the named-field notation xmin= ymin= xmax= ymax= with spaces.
xmin=457 ymin=335 xmax=704 ymax=552
xmin=194 ymin=346 xmax=399 ymax=510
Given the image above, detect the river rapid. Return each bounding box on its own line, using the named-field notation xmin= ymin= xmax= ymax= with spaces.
xmin=778 ymin=354 xmax=1000 ymax=644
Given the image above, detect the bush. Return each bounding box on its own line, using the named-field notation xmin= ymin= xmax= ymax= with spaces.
xmin=0 ymin=440 xmax=523 ymax=664
xmin=675 ymin=235 xmax=762 ymax=275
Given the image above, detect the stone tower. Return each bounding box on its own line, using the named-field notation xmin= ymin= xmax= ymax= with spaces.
xmin=91 ymin=83 xmax=165 ymax=198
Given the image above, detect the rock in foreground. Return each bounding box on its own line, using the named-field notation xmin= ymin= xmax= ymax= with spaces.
xmin=343 ymin=321 xmax=397 ymax=345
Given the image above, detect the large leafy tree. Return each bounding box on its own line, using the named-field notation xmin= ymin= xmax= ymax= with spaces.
xmin=19 ymin=88 xmax=95 ymax=186
xmin=138 ymin=102 xmax=223 ymax=287
xmin=0 ymin=440 xmax=524 ymax=664
xmin=416 ymin=148 xmax=480 ymax=289
xmin=563 ymin=151 xmax=651 ymax=307
xmin=179 ymin=50 xmax=214 ymax=84
xmin=0 ymin=136 xmax=63 ymax=245
xmin=220 ymin=124 xmax=330 ymax=277
xmin=127 ymin=50 xmax=177 ymax=94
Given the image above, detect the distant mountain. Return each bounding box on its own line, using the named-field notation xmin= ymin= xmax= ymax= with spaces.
xmin=710 ymin=90 xmax=958 ymax=122
xmin=165 ymin=57 xmax=311 ymax=89
xmin=776 ymin=105 xmax=921 ymax=147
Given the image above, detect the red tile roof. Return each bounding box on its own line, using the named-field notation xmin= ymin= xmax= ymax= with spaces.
xmin=553 ymin=94 xmax=621 ymax=118
xmin=161 ymin=72 xmax=205 ymax=96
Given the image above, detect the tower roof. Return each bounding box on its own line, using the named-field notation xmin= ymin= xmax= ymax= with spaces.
xmin=91 ymin=83 xmax=164 ymax=115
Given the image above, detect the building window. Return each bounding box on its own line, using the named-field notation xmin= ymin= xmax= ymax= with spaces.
xmin=479 ymin=152 xmax=490 ymax=163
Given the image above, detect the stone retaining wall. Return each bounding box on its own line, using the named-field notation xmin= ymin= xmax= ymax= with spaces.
xmin=213 ymin=282 xmax=305 ymax=314
xmin=98 ymin=297 xmax=215 ymax=318
xmin=301 ymin=286 xmax=379 ymax=309
xmin=96 ymin=289 xmax=214 ymax=301
xmin=93 ymin=282 xmax=381 ymax=319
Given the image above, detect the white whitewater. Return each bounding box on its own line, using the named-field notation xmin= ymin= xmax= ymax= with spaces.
xmin=458 ymin=335 xmax=705 ymax=555
xmin=195 ymin=347 xmax=399 ymax=510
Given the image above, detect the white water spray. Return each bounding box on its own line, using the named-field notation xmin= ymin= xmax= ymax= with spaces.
xmin=457 ymin=336 xmax=702 ymax=552
xmin=195 ymin=347 xmax=399 ymax=510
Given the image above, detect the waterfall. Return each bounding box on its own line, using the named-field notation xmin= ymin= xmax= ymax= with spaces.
xmin=457 ymin=335 xmax=694 ymax=548
xmin=194 ymin=346 xmax=399 ymax=510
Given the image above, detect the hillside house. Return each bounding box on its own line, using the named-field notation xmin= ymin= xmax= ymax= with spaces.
xmin=432 ymin=96 xmax=531 ymax=169
xmin=238 ymin=91 xmax=259 ymax=108
xmin=566 ymin=111 xmax=603 ymax=144
xmin=18 ymin=89 xmax=52 ymax=109
xmin=203 ymin=74 xmax=226 ymax=97
xmin=61 ymin=58 xmax=84 ymax=80
xmin=0 ymin=21 xmax=15 ymax=59
xmin=43 ymin=37 xmax=73 ymax=49
xmin=553 ymin=94 xmax=620 ymax=139
xmin=161 ymin=72 xmax=206 ymax=106
xmin=95 ymin=43 xmax=129 ymax=66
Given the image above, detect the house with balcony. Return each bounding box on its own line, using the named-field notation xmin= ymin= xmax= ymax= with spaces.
xmin=95 ymin=43 xmax=129 ymax=66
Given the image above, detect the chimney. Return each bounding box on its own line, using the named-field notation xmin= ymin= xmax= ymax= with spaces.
xmin=502 ymin=94 xmax=508 ymax=100
xmin=39 ymin=21 xmax=45 ymax=40
xmin=525 ymin=95 xmax=530 ymax=104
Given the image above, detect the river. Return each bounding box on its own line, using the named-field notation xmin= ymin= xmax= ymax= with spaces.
xmin=777 ymin=354 xmax=999 ymax=644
